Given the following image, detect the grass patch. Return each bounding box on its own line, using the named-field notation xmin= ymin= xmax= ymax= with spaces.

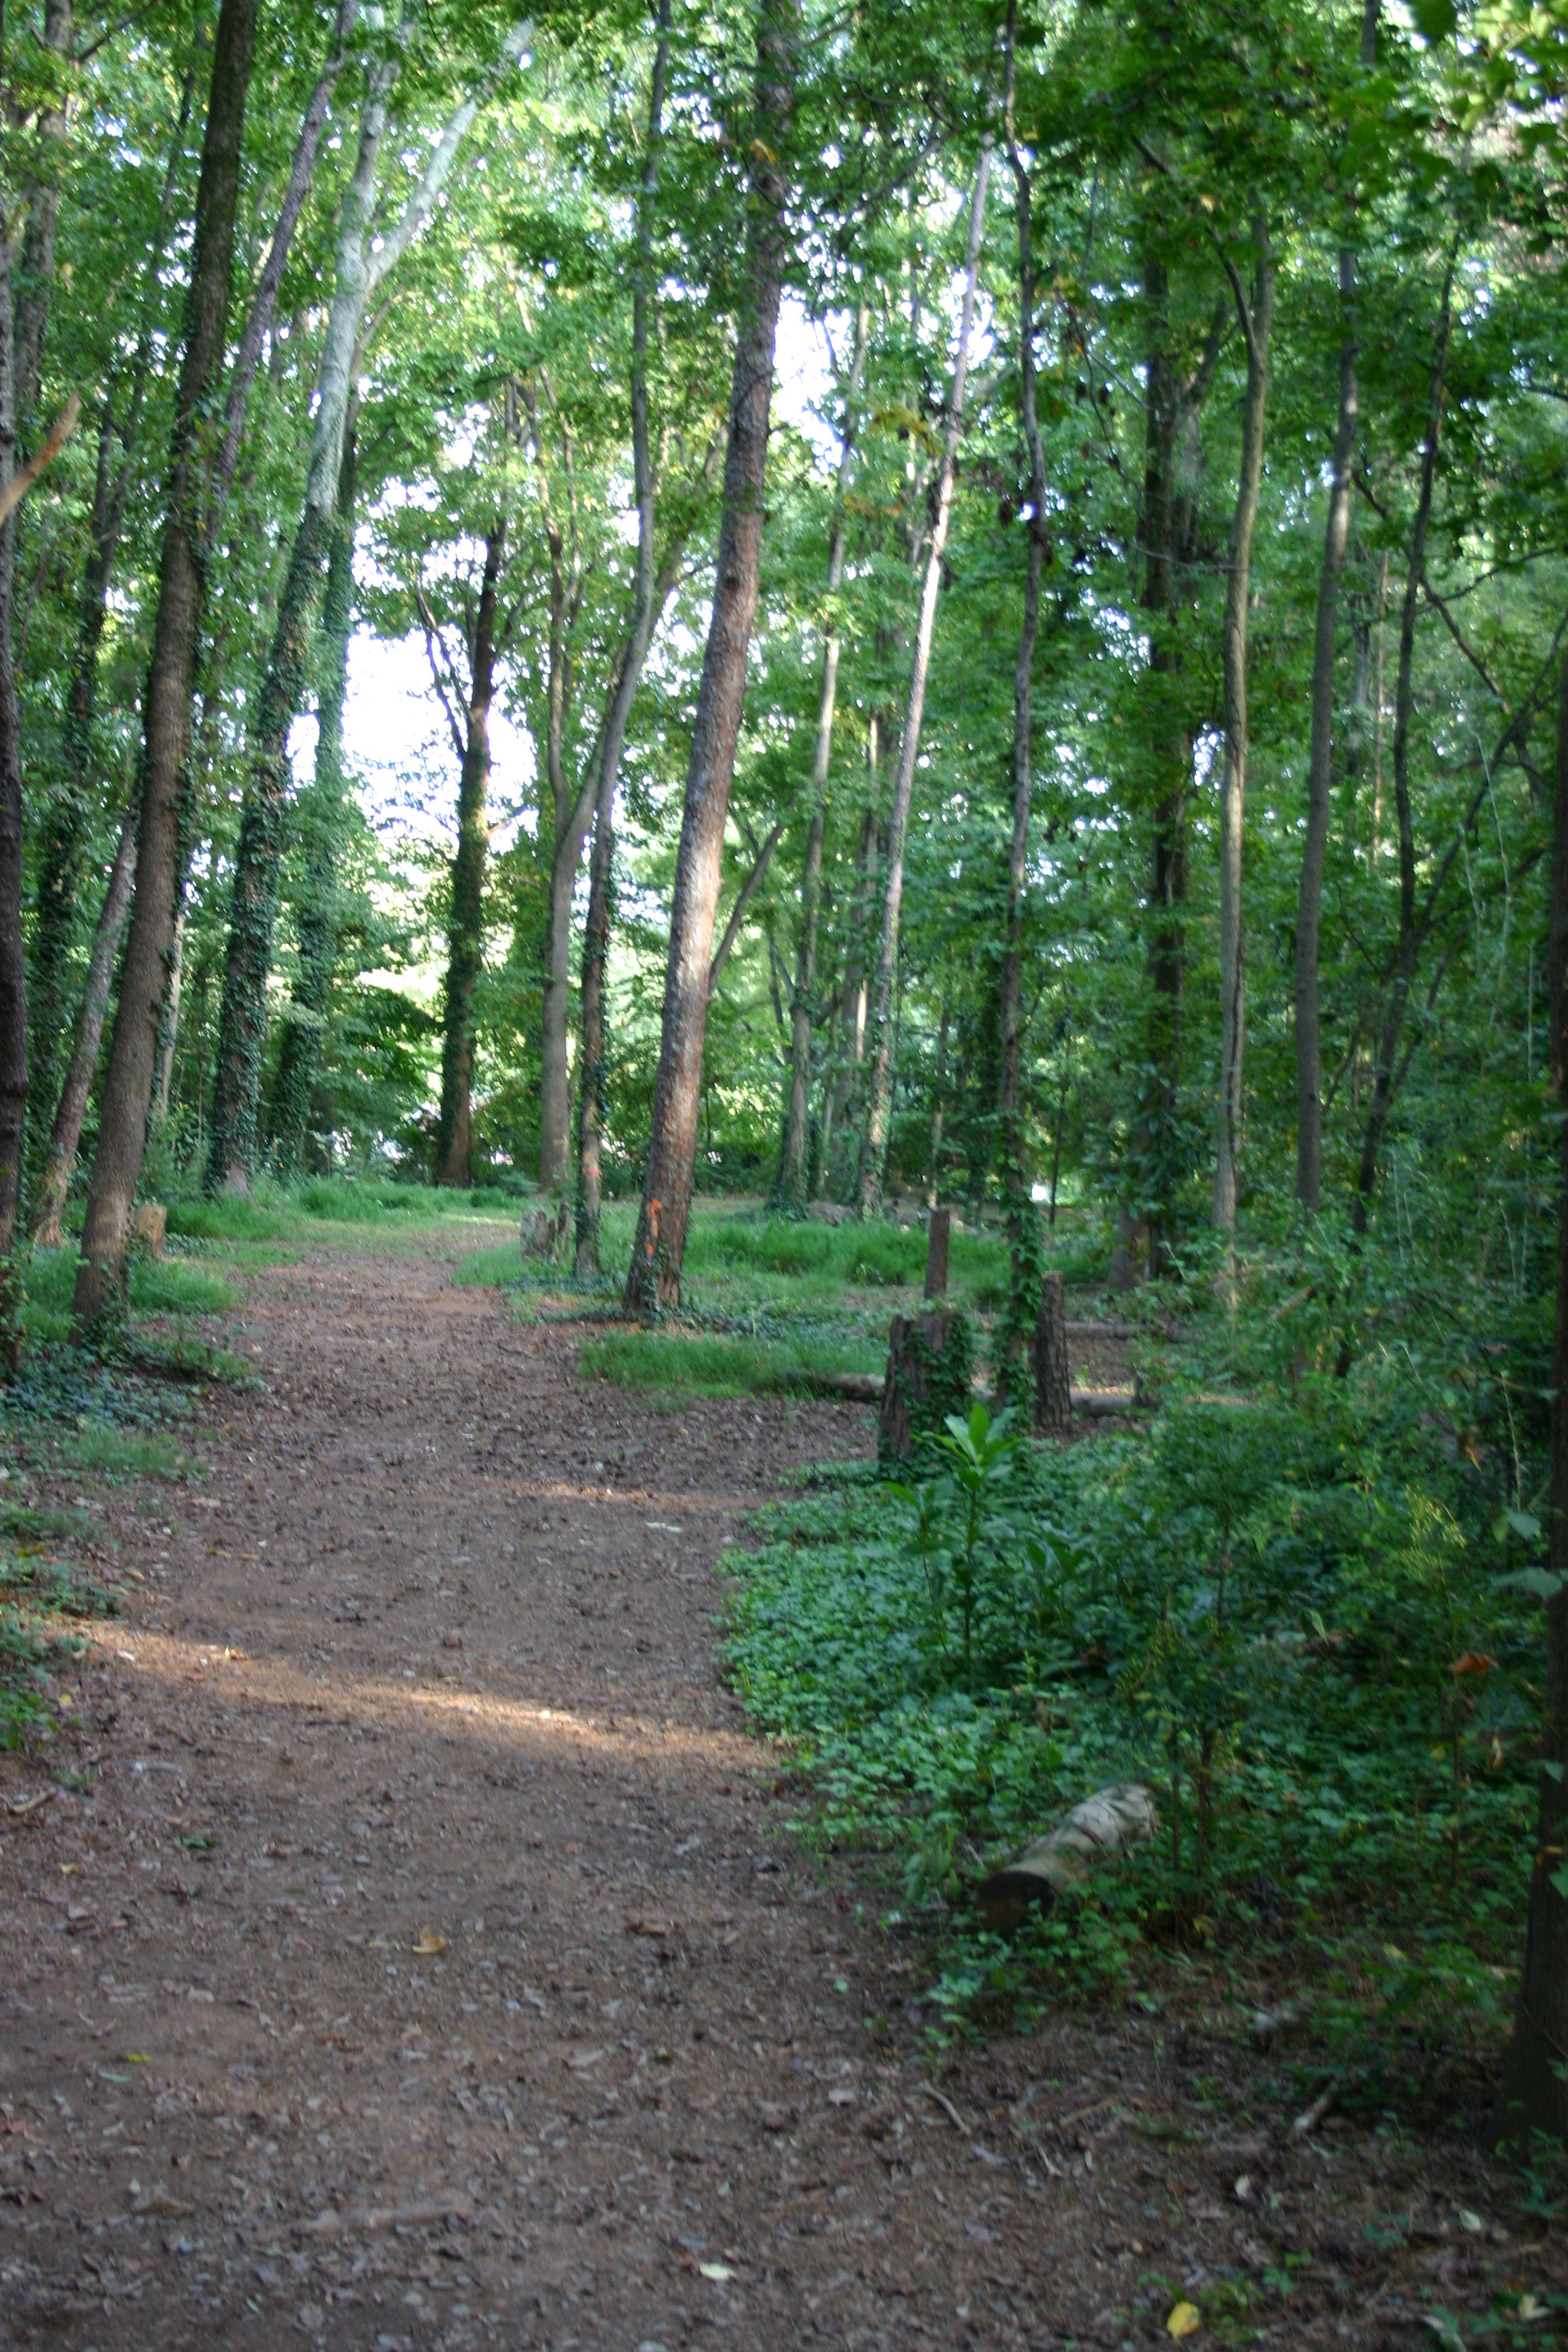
xmin=580 ymin=1328 xmax=882 ymax=1398
xmin=0 ymin=1551 xmax=119 ymax=1749
xmin=24 ymin=1246 xmax=240 ymax=1341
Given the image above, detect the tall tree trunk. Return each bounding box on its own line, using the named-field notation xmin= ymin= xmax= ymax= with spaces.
xmin=26 ymin=53 xmax=197 ymax=1187
xmin=0 ymin=180 xmax=26 ymax=1302
xmin=781 ymin=301 xmax=867 ymax=1213
xmin=1295 ymin=252 xmax=1360 ymax=1214
xmin=204 ymin=38 xmax=398 ymax=1196
xmin=1351 ymin=266 xmax=1453 ymax=1231
xmin=1211 ymin=217 xmax=1274 ymax=1236
xmin=998 ymin=13 xmax=1047 ymax=1219
xmin=855 ymin=145 xmax=991 ymax=1218
xmin=1296 ymin=0 xmax=1379 ymax=1216
xmin=575 ymin=0 xmax=670 ymax=1276
xmin=73 ymin=0 xmax=260 ymax=1334
xmin=14 ymin=0 xmax=72 ymax=436
xmin=270 ymin=420 xmax=358 ymax=1179
xmin=435 ymin=518 xmax=505 ymax=1188
xmin=1136 ymin=247 xmax=1225 ymax=1272
xmin=1497 ymin=643 xmax=1568 ymax=2146
xmin=204 ymin=0 xmax=360 ymax=560
xmin=29 ymin=805 xmax=137 ymax=1247
xmin=623 ymin=0 xmax=795 ymax=1312
xmin=204 ymin=18 xmax=530 ymax=1194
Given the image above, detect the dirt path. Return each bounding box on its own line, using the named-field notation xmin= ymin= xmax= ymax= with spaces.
xmin=0 ymin=1229 xmax=1530 ymax=2350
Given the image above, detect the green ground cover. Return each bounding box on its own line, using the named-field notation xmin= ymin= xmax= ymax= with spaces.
xmin=717 ymin=1255 xmax=1546 ymax=2117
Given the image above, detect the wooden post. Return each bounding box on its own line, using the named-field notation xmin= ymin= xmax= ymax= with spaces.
xmin=1031 ymin=1269 xmax=1071 ymax=1434
xmin=924 ymin=1205 xmax=950 ymax=1300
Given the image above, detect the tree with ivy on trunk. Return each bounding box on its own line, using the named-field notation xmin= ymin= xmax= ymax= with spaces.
xmin=72 ymin=0 xmax=262 ymax=1334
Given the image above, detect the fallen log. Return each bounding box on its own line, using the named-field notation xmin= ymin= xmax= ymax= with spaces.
xmin=977 ymin=1781 xmax=1158 ymax=1932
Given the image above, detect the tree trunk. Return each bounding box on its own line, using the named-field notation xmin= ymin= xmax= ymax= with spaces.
xmin=576 ymin=768 xmax=616 ymax=1276
xmin=0 ymin=195 xmax=25 ymax=1298
xmin=204 ymin=0 xmax=360 ymax=559
xmin=204 ymin=39 xmax=398 ymax=1195
xmin=534 ymin=411 xmax=579 ymax=1200
xmin=204 ymin=18 xmax=528 ymax=1195
xmin=827 ymin=797 xmax=876 ymax=1188
xmin=781 ymin=301 xmax=867 ymax=1214
xmin=1137 ymin=247 xmax=1225 ymax=1271
xmin=435 ymin=518 xmax=505 ymax=1188
xmin=1031 ymin=1269 xmax=1071 ymax=1436
xmin=1212 ymin=218 xmax=1274 ymax=1237
xmin=1496 ymin=643 xmax=1568 ymax=2146
xmin=857 ymin=146 xmax=991 ymax=1217
xmin=152 ymin=904 xmax=185 ymax=1125
xmin=271 ymin=421 xmax=358 ymax=1179
xmin=575 ymin=5 xmax=674 ymax=1272
xmin=13 ymin=0 xmax=72 ymax=436
xmin=73 ymin=0 xmax=260 ymax=1334
xmin=1295 ymin=251 xmax=1359 ymax=1214
xmin=926 ymin=994 xmax=949 ymax=1207
xmin=29 ymin=806 xmax=137 ymax=1247
xmin=1351 ymin=266 xmax=1453 ymax=1230
xmin=26 ymin=58 xmax=196 ymax=1190
xmin=623 ymin=0 xmax=795 ymax=1313
xmin=1295 ymin=0 xmax=1378 ymax=1216
xmin=998 ymin=7 xmax=1047 ymax=1219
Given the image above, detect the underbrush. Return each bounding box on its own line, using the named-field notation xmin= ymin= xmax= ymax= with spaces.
xmin=724 ymin=1304 xmax=1546 ymax=2118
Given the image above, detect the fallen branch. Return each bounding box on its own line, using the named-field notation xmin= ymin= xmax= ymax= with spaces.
xmin=0 ymin=392 xmax=81 ymax=529
xmin=1289 ymin=2084 xmax=1337 ymax=2140
xmin=909 ymin=2081 xmax=971 ymax=2136
xmin=299 ymin=2194 xmax=472 ymax=2238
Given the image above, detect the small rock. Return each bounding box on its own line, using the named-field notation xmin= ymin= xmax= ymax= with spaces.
xmin=757 ymin=2102 xmax=788 ymax=2132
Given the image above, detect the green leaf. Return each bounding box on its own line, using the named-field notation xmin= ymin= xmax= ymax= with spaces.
xmin=1410 ymin=0 xmax=1458 ymax=38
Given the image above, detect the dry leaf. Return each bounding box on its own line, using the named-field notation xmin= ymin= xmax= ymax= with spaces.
xmin=411 ymin=1932 xmax=448 ymax=1957
xmin=698 ymin=2261 xmax=735 ymax=2282
xmin=625 ymin=1914 xmax=671 ymax=1938
xmin=1168 ymin=2305 xmax=1201 ymax=2339
xmin=566 ymin=2047 xmax=605 ymax=2070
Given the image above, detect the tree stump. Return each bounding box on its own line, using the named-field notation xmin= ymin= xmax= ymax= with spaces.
xmin=1031 ymin=1269 xmax=1072 ymax=1435
xmin=879 ymin=1309 xmax=973 ymax=1464
xmin=132 ymin=1204 xmax=166 ymax=1259
xmin=923 ymin=1206 xmax=950 ymax=1300
xmin=521 ymin=1195 xmax=568 ymax=1260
